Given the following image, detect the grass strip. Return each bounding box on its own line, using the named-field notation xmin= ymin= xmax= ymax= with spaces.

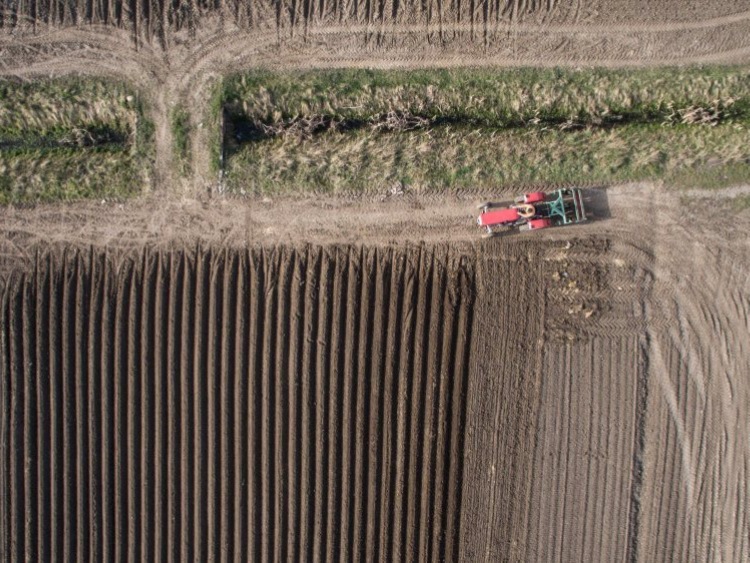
xmin=0 ymin=146 xmax=144 ymax=204
xmin=0 ymin=77 xmax=153 ymax=204
xmin=223 ymin=66 xmax=750 ymax=194
xmin=170 ymin=105 xmax=191 ymax=175
xmin=225 ymin=122 xmax=750 ymax=194
xmin=0 ymin=77 xmax=139 ymax=140
xmin=224 ymin=66 xmax=750 ymax=127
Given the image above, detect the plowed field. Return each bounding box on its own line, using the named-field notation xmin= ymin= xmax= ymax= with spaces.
xmin=0 ymin=245 xmax=476 ymax=561
xmin=2 ymin=185 xmax=750 ymax=561
xmin=1 ymin=184 xmax=750 ymax=561
xmin=3 ymin=0 xmax=750 ymax=556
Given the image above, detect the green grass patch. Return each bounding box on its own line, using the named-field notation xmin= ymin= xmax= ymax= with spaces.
xmin=210 ymin=80 xmax=225 ymax=174
xmin=667 ymin=160 xmax=750 ymax=190
xmin=731 ymin=194 xmax=750 ymax=210
xmin=170 ymin=105 xmax=191 ymax=175
xmin=0 ymin=146 xmax=144 ymax=204
xmin=0 ymin=77 xmax=140 ymax=141
xmin=224 ymin=66 xmax=750 ymax=126
xmin=222 ymin=66 xmax=750 ymax=195
xmin=224 ymin=122 xmax=750 ymax=194
xmin=0 ymin=77 xmax=153 ymax=204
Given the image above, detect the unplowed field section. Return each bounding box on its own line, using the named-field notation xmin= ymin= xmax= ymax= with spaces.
xmin=0 ymin=246 xmax=475 ymax=561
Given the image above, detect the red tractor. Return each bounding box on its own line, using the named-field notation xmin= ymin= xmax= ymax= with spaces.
xmin=477 ymin=188 xmax=587 ymax=237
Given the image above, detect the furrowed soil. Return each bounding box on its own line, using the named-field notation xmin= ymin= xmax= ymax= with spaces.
xmin=460 ymin=240 xmax=546 ymax=561
xmin=0 ymin=244 xmax=478 ymax=561
xmin=2 ymin=184 xmax=749 ymax=561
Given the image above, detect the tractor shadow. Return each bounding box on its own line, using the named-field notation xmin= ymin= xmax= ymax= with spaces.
xmin=581 ymin=187 xmax=612 ymax=221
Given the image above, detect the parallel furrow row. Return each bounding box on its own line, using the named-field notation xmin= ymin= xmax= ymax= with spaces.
xmin=0 ymin=245 xmax=475 ymax=562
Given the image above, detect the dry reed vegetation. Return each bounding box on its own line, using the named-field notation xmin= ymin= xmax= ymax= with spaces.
xmin=0 ymin=78 xmax=153 ymax=204
xmin=0 ymin=147 xmax=145 ymax=202
xmin=0 ymin=79 xmax=137 ymax=137
xmin=224 ymin=67 xmax=750 ymax=127
xmin=225 ymin=123 xmax=750 ymax=194
xmin=222 ymin=67 xmax=750 ymax=194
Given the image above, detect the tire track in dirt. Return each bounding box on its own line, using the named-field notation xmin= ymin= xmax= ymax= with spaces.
xmin=513 ymin=185 xmax=750 ymax=562
xmin=0 ymin=244 xmax=475 ymax=561
xmin=521 ymin=224 xmax=658 ymax=562
xmin=638 ymin=236 xmax=750 ymax=562
xmin=300 ymin=9 xmax=750 ymax=34
xmin=2 ymin=0 xmax=746 ymax=41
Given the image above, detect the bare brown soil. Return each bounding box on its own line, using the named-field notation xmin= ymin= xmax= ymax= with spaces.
xmin=2 ymin=183 xmax=749 ymax=561
xmin=0 ymin=244 xmax=475 ymax=561
xmin=510 ymin=186 xmax=750 ymax=561
xmin=460 ymin=239 xmax=546 ymax=561
xmin=2 ymin=1 xmax=750 ymax=561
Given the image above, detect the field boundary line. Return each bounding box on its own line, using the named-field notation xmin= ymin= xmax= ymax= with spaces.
xmin=307 ymin=10 xmax=750 ymax=36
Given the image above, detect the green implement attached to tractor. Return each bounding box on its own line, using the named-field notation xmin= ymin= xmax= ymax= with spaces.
xmin=477 ymin=188 xmax=588 ymax=237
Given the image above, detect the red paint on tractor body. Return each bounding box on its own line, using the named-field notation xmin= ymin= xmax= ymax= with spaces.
xmin=524 ymin=192 xmax=546 ymax=204
xmin=478 ymin=207 xmax=521 ymax=227
xmin=528 ymin=218 xmax=552 ymax=230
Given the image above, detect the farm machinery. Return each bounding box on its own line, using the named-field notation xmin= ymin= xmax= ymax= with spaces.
xmin=477 ymin=188 xmax=587 ymax=237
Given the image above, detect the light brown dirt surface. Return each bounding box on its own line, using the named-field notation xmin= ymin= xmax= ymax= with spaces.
xmin=501 ymin=185 xmax=750 ymax=561
xmin=0 ymin=192 xmax=483 ymax=277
